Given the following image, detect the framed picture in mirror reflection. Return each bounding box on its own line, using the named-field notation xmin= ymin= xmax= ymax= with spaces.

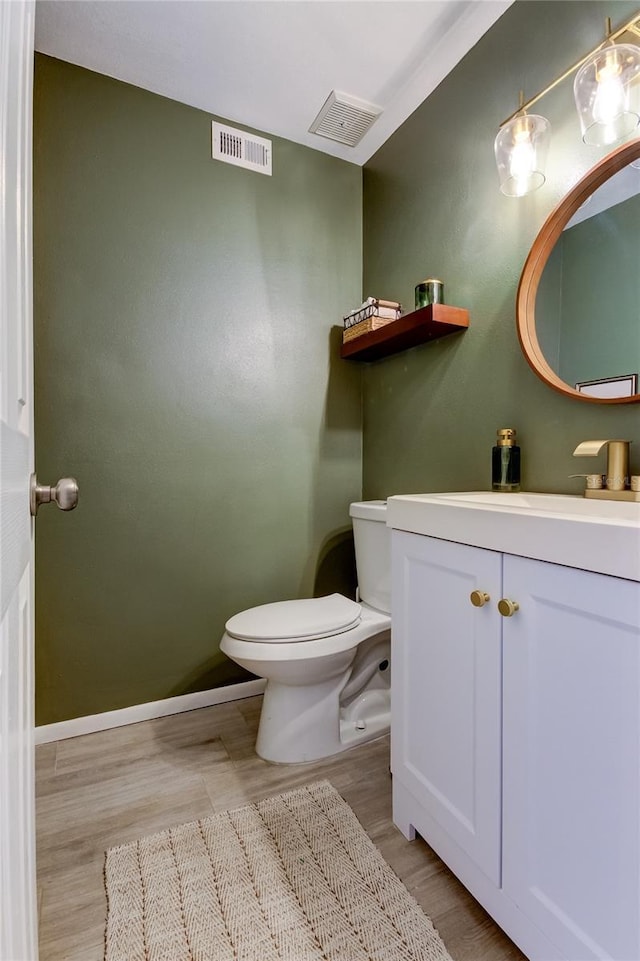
xmin=576 ymin=373 xmax=638 ymax=398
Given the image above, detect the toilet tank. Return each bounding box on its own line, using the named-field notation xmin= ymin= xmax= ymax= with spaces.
xmin=349 ymin=500 xmax=391 ymax=613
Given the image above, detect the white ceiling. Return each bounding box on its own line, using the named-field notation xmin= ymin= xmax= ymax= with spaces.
xmin=34 ymin=0 xmax=513 ymax=166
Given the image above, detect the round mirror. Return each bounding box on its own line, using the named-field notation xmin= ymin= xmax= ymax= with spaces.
xmin=517 ymin=138 xmax=640 ymax=404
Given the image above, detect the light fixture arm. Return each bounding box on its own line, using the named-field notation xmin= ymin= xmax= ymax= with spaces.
xmin=499 ymin=12 xmax=640 ymax=128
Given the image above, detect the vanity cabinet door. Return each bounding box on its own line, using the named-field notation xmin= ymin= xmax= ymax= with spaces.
xmin=391 ymin=532 xmax=503 ymax=884
xmin=502 ymin=555 xmax=640 ymax=961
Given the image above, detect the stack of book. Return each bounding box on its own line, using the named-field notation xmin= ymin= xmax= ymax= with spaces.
xmin=342 ymin=298 xmax=402 ymax=343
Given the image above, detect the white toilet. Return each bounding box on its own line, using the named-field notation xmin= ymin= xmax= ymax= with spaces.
xmin=220 ymin=500 xmax=391 ymax=763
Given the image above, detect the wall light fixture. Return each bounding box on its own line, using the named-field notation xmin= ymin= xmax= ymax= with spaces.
xmin=495 ymin=12 xmax=640 ymax=197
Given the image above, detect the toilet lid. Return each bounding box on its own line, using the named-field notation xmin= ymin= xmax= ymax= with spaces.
xmin=225 ymin=593 xmax=361 ymax=642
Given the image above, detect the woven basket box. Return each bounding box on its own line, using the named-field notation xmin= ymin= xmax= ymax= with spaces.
xmin=342 ymin=315 xmax=395 ymax=343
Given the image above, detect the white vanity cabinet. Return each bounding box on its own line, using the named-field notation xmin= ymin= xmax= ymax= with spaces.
xmin=391 ymin=528 xmax=640 ymax=961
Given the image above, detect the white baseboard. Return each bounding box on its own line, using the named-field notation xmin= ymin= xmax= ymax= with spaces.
xmin=34 ymin=678 xmax=267 ymax=745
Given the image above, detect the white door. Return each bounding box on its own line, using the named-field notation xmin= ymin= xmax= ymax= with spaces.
xmin=0 ymin=2 xmax=38 ymax=958
xmin=391 ymin=531 xmax=503 ymax=885
xmin=502 ymin=554 xmax=640 ymax=961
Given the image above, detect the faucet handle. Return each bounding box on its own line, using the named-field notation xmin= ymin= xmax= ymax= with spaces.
xmin=569 ymin=473 xmax=604 ymax=490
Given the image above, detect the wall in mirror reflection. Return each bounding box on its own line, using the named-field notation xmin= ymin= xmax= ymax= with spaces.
xmin=536 ymin=169 xmax=640 ymax=394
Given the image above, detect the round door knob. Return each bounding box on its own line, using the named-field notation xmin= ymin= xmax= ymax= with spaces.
xmin=470 ymin=590 xmax=490 ymax=607
xmin=30 ymin=474 xmax=79 ymax=516
xmin=498 ymin=598 xmax=519 ymax=617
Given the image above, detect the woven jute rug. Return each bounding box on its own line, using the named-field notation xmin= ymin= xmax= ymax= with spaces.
xmin=104 ymin=779 xmax=453 ymax=961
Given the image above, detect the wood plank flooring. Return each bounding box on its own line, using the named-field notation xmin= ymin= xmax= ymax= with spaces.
xmin=36 ymin=695 xmax=525 ymax=961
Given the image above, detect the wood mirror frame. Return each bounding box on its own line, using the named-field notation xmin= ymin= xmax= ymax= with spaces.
xmin=516 ymin=138 xmax=640 ymax=404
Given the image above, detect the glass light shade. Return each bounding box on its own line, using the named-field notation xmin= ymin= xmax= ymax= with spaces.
xmin=574 ymin=43 xmax=640 ymax=146
xmin=494 ymin=114 xmax=551 ymax=197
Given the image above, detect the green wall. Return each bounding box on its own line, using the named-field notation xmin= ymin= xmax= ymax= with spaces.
xmin=33 ymin=55 xmax=363 ymax=724
xmin=361 ymin=0 xmax=640 ymax=498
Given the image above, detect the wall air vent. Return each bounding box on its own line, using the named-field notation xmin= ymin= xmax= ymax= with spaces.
xmin=309 ymin=90 xmax=382 ymax=147
xmin=212 ymin=122 xmax=272 ymax=175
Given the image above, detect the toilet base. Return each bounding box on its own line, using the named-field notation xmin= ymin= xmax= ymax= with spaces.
xmin=256 ymin=675 xmax=346 ymax=764
xmin=256 ymin=684 xmax=390 ymax=764
xmin=340 ymin=687 xmax=390 ymax=750
xmin=255 ymin=649 xmax=390 ymax=764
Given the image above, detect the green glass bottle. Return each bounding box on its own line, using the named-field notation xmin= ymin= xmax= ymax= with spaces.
xmin=492 ymin=428 xmax=520 ymax=492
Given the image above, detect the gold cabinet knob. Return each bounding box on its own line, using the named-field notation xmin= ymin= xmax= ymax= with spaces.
xmin=498 ymin=598 xmax=520 ymax=617
xmin=470 ymin=590 xmax=490 ymax=607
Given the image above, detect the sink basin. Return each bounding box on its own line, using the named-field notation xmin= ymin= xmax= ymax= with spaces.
xmin=421 ymin=490 xmax=639 ymax=519
xmin=387 ymin=491 xmax=640 ymax=581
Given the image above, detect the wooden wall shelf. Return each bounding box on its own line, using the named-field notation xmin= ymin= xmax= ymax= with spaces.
xmin=340 ymin=303 xmax=469 ymax=362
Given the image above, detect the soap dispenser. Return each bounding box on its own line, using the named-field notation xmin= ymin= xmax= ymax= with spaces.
xmin=492 ymin=428 xmax=520 ymax=492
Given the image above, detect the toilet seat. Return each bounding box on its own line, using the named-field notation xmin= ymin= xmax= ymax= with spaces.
xmin=225 ymin=593 xmax=361 ymax=643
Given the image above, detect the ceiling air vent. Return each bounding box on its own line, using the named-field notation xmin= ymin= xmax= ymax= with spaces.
xmin=212 ymin=122 xmax=272 ymax=176
xmin=309 ymin=91 xmax=382 ymax=147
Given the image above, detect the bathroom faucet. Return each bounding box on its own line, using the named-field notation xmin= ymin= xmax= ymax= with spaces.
xmin=573 ymin=439 xmax=630 ymax=493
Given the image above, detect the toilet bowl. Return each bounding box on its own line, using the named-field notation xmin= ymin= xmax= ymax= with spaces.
xmin=220 ymin=500 xmax=391 ymax=763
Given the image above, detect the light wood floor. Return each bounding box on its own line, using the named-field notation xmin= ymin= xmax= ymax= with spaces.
xmin=36 ymin=695 xmax=525 ymax=961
